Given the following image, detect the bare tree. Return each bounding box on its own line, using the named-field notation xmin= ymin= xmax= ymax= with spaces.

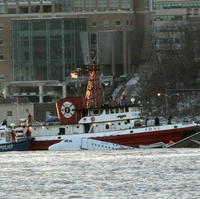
xmin=140 ymin=19 xmax=200 ymax=116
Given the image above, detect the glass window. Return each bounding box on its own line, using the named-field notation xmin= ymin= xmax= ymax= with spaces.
xmin=8 ymin=8 xmax=16 ymax=14
xmin=31 ymin=6 xmax=40 ymax=13
xmin=0 ymin=55 xmax=4 ymax=60
xmin=0 ymin=23 xmax=3 ymax=30
xmin=19 ymin=6 xmax=29 ymax=13
xmin=102 ymin=20 xmax=109 ymax=26
xmin=109 ymin=0 xmax=119 ymax=8
xmin=86 ymin=0 xmax=96 ymax=8
xmin=7 ymin=111 xmax=12 ymax=116
xmin=74 ymin=0 xmax=84 ymax=7
xmin=144 ymin=0 xmax=150 ymax=10
xmin=0 ymin=5 xmax=5 ymax=14
xmin=110 ymin=109 xmax=114 ymax=114
xmin=98 ymin=0 xmax=107 ymax=8
xmin=43 ymin=5 xmax=52 ymax=13
xmin=91 ymin=21 xmax=96 ymax=27
xmin=0 ymin=40 xmax=3 ymax=45
xmin=116 ymin=20 xmax=121 ymax=25
xmin=7 ymin=2 xmax=17 ymax=14
xmin=121 ymin=0 xmax=131 ymax=9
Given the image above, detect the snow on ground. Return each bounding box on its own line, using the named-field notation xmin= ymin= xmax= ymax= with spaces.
xmin=112 ymin=74 xmax=140 ymax=100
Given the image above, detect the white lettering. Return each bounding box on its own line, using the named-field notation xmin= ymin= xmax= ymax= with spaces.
xmin=0 ymin=144 xmax=13 ymax=150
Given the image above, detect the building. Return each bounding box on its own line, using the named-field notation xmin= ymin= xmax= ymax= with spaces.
xmin=0 ymin=0 xmax=153 ymax=104
xmin=153 ymin=0 xmax=200 ymax=51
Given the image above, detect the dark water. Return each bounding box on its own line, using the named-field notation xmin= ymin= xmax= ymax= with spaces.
xmin=1 ymin=149 xmax=200 ymax=199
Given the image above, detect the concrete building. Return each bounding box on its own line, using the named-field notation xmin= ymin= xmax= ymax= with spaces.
xmin=153 ymin=0 xmax=200 ymax=51
xmin=0 ymin=98 xmax=57 ymax=124
xmin=0 ymin=0 xmax=153 ymax=104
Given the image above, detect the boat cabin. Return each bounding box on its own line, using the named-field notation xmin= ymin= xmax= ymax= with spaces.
xmin=0 ymin=125 xmax=12 ymax=144
xmin=79 ymin=105 xmax=142 ymax=124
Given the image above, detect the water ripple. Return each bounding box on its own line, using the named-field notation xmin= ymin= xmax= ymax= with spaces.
xmin=0 ymin=149 xmax=200 ymax=198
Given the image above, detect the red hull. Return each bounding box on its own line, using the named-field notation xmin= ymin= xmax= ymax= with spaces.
xmin=92 ymin=126 xmax=196 ymax=146
xmin=30 ymin=126 xmax=196 ymax=150
xmin=92 ymin=129 xmax=186 ymax=146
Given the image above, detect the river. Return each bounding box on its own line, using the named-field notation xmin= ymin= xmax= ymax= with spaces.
xmin=1 ymin=149 xmax=200 ymax=199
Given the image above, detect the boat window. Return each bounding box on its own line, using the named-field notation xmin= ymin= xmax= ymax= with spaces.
xmin=93 ymin=109 xmax=99 ymax=115
xmin=58 ymin=128 xmax=65 ymax=135
xmin=110 ymin=109 xmax=114 ymax=114
xmin=116 ymin=108 xmax=119 ymax=113
xmin=105 ymin=109 xmax=109 ymax=114
xmin=120 ymin=108 xmax=124 ymax=113
xmin=77 ymin=126 xmax=79 ymax=128
xmin=118 ymin=122 xmax=121 ymax=125
xmin=134 ymin=120 xmax=141 ymax=127
xmin=106 ymin=124 xmax=109 ymax=129
xmin=125 ymin=107 xmax=129 ymax=112
xmin=64 ymin=139 xmax=72 ymax=142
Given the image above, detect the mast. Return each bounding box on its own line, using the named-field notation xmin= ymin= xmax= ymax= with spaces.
xmin=85 ymin=60 xmax=102 ymax=108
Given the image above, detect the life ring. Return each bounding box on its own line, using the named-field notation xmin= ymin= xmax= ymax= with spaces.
xmin=91 ymin=117 xmax=95 ymax=121
xmin=61 ymin=101 xmax=75 ymax=118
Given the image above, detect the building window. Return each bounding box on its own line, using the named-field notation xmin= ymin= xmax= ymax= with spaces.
xmin=31 ymin=6 xmax=40 ymax=13
xmin=86 ymin=0 xmax=96 ymax=8
xmin=0 ymin=40 xmax=3 ymax=46
xmin=8 ymin=8 xmax=16 ymax=14
xmin=109 ymin=0 xmax=119 ymax=9
xmin=7 ymin=111 xmax=12 ymax=116
xmin=0 ymin=24 xmax=4 ymax=30
xmin=121 ymin=0 xmax=132 ymax=9
xmin=116 ymin=20 xmax=121 ymax=25
xmin=102 ymin=20 xmax=109 ymax=26
xmin=43 ymin=5 xmax=52 ymax=13
xmin=19 ymin=7 xmax=29 ymax=13
xmin=98 ymin=0 xmax=107 ymax=8
xmin=144 ymin=0 xmax=150 ymax=10
xmin=0 ymin=55 xmax=4 ymax=61
xmin=0 ymin=5 xmax=5 ymax=14
xmin=74 ymin=0 xmax=84 ymax=9
xmin=92 ymin=21 xmax=96 ymax=27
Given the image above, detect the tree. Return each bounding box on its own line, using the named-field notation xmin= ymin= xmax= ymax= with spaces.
xmin=140 ymin=19 xmax=200 ymax=116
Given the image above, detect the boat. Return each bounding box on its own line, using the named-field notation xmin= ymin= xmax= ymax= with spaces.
xmin=29 ymin=111 xmax=198 ymax=150
xmin=0 ymin=125 xmax=34 ymax=152
xmin=18 ymin=60 xmax=198 ymax=150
